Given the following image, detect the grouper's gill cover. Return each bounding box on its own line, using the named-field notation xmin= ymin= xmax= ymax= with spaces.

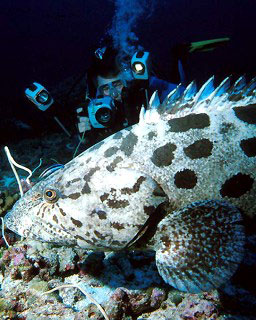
xmin=5 ymin=76 xmax=256 ymax=293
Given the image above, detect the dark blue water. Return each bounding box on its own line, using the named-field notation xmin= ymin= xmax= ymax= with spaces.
xmin=0 ymin=0 xmax=255 ymax=141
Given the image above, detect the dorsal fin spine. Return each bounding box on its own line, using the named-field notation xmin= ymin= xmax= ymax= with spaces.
xmin=193 ymin=76 xmax=215 ymax=105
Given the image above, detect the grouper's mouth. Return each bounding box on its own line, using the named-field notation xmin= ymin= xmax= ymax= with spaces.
xmin=4 ymin=207 xmax=78 ymax=246
xmin=4 ymin=205 xmax=32 ymax=238
xmin=3 ymin=191 xmax=40 ymax=236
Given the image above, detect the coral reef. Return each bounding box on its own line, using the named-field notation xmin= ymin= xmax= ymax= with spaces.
xmin=0 ymin=233 xmax=255 ymax=319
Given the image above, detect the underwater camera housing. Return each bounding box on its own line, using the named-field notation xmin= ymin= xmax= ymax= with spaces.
xmin=131 ymin=51 xmax=151 ymax=80
xmin=88 ymin=96 xmax=116 ymax=128
xmin=25 ymin=82 xmax=54 ymax=111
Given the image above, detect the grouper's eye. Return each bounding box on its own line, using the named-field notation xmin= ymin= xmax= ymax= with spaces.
xmin=44 ymin=189 xmax=59 ymax=203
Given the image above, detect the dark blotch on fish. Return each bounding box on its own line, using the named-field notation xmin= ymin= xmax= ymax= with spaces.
xmin=107 ymin=199 xmax=129 ymax=209
xmin=121 ymin=176 xmax=146 ymax=195
xmin=71 ymin=217 xmax=83 ymax=228
xmin=94 ymin=230 xmax=106 ymax=239
xmin=104 ymin=147 xmax=119 ymax=158
xmin=106 ymin=156 xmax=123 ymax=172
xmin=113 ymin=132 xmax=123 ymax=139
xmin=81 ymin=183 xmax=91 ymax=194
xmin=151 ymin=143 xmax=177 ymax=167
xmin=168 ymin=113 xmax=210 ymax=132
xmin=111 ymin=222 xmax=125 ymax=230
xmin=91 ymin=209 xmax=107 ymax=220
xmin=86 ymin=157 xmax=91 ymax=164
xmin=219 ymin=122 xmax=235 ymax=134
xmin=53 ymin=215 xmax=58 ymax=224
xmin=148 ymin=131 xmax=157 ymax=140
xmin=100 ymin=193 xmax=109 ymax=202
xmin=82 ymin=167 xmax=100 ymax=194
xmin=240 ymin=137 xmax=256 ymax=157
xmin=84 ymin=167 xmax=100 ymax=182
xmin=41 ymin=206 xmax=48 ymax=218
xmin=233 ymin=105 xmax=256 ymax=124
xmin=65 ymin=178 xmax=81 ymax=188
xmin=97 ymin=210 xmax=107 ymax=220
xmin=174 ymin=169 xmax=198 ymax=189
xmin=100 ymin=192 xmax=129 ymax=209
xmin=220 ymin=173 xmax=254 ymax=198
xmin=59 ymin=207 xmax=66 ymax=216
xmin=184 ymin=139 xmax=213 ymax=159
xmin=68 ymin=192 xmax=80 ymax=200
xmin=120 ymin=132 xmax=138 ymax=156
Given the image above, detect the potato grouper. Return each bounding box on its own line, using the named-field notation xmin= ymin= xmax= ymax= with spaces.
xmin=4 ymin=76 xmax=256 ymax=293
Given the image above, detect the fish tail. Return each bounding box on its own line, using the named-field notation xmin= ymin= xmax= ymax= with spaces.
xmin=155 ymin=200 xmax=245 ymax=293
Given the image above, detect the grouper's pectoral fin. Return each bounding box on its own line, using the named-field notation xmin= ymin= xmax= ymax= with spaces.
xmin=154 ymin=200 xmax=245 ymax=293
xmin=85 ymin=168 xmax=168 ymax=250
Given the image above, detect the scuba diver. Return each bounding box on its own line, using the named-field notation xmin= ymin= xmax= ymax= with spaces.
xmin=76 ymin=43 xmax=185 ymax=144
xmin=76 ymin=45 xmax=184 ymax=139
xmin=76 ymin=37 xmax=230 ymax=146
xmin=25 ymin=37 xmax=230 ymax=148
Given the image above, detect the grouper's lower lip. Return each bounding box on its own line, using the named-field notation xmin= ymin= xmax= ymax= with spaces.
xmin=3 ymin=202 xmax=32 ymax=237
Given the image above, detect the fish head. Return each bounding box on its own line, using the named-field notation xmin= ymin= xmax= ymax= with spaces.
xmin=4 ymin=164 xmax=167 ymax=250
xmin=4 ymin=176 xmax=78 ymax=246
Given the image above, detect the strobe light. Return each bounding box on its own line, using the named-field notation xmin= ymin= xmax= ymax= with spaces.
xmin=25 ymin=82 xmax=54 ymax=111
xmin=131 ymin=51 xmax=151 ymax=80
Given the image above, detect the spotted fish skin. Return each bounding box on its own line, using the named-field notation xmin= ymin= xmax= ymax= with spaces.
xmin=5 ymin=76 xmax=256 ymax=293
